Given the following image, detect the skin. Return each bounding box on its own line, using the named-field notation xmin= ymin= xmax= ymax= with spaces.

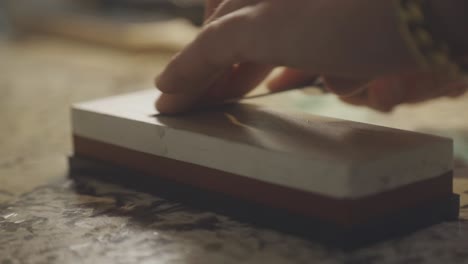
xmin=155 ymin=0 xmax=468 ymax=114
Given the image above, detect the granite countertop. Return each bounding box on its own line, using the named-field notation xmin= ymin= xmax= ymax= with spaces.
xmin=2 ymin=32 xmax=468 ymax=263
xmin=1 ymin=167 xmax=468 ymax=264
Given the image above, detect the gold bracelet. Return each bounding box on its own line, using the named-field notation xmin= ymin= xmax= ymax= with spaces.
xmin=394 ymin=0 xmax=465 ymax=78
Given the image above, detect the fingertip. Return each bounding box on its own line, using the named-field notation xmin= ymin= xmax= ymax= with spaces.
xmin=155 ymin=93 xmax=198 ymax=114
xmin=265 ymin=78 xmax=284 ymax=92
xmin=266 ymin=69 xmax=315 ymax=92
xmin=323 ymin=76 xmax=369 ymax=97
xmin=154 ymin=74 xmax=162 ymax=90
xmin=372 ymin=103 xmax=395 ymax=113
xmin=446 ymin=82 xmax=468 ymax=98
xmin=155 ymin=96 xmax=183 ymax=114
xmin=155 ymin=98 xmax=184 ymax=114
xmin=155 ymin=72 xmax=178 ymax=94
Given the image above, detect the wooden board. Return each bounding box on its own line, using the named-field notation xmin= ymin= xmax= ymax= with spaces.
xmin=72 ymin=89 xmax=453 ymax=199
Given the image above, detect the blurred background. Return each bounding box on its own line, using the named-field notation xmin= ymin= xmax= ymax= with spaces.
xmin=0 ymin=0 xmax=203 ymax=202
xmin=2 ymin=0 xmax=468 ymax=204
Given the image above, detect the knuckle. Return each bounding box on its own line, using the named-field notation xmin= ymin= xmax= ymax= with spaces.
xmin=202 ymin=15 xmax=249 ymax=64
xmin=196 ymin=23 xmax=226 ymax=67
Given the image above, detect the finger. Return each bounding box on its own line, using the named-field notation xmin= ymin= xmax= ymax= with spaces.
xmin=205 ymin=0 xmax=224 ymax=20
xmin=203 ymin=63 xmax=274 ymax=100
xmin=338 ymin=84 xmax=403 ymax=113
xmin=338 ymin=89 xmax=369 ymax=106
xmin=156 ymin=63 xmax=273 ymax=113
xmin=418 ymin=79 xmax=467 ymax=100
xmin=155 ymin=64 xmax=230 ymax=114
xmin=338 ymin=72 xmax=466 ymax=112
xmin=156 ymin=93 xmax=204 ymax=114
xmin=335 ymin=77 xmax=404 ymax=112
xmin=386 ymin=71 xmax=456 ymax=104
xmin=366 ymin=78 xmax=405 ymax=112
xmin=360 ymin=72 xmax=439 ymax=111
xmin=266 ymin=68 xmax=316 ymax=92
xmin=445 ymin=81 xmax=468 ymax=98
xmin=398 ymin=72 xmax=447 ymax=103
xmin=205 ymin=0 xmax=258 ymax=24
xmin=322 ymin=76 xmax=370 ymax=97
xmin=156 ymin=9 xmax=255 ymax=95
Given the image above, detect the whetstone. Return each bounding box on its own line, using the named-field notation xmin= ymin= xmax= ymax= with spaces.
xmin=71 ymin=89 xmax=459 ymax=247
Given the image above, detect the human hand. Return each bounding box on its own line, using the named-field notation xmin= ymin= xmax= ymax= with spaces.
xmin=155 ymin=0 xmax=422 ymax=113
xmin=268 ymin=68 xmax=468 ymax=112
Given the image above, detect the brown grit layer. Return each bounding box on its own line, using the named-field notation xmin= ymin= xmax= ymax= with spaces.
xmin=73 ymin=135 xmax=454 ymax=228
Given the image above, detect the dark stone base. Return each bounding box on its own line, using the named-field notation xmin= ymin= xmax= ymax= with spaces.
xmin=69 ymin=156 xmax=460 ymax=250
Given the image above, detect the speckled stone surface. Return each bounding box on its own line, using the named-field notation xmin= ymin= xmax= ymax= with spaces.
xmin=1 ymin=171 xmax=468 ymax=264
